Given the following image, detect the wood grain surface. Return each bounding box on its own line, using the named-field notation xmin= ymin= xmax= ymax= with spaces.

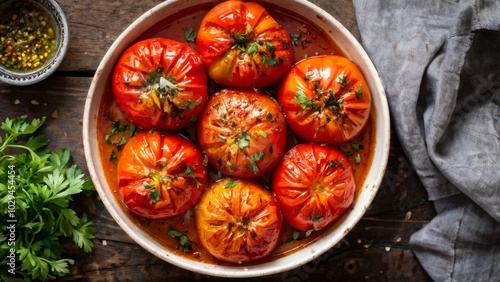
xmin=0 ymin=0 xmax=434 ymax=281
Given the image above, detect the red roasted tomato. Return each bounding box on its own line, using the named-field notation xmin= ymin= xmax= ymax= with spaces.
xmin=195 ymin=178 xmax=283 ymax=263
xmin=197 ymin=88 xmax=287 ymax=178
xmin=117 ymin=131 xmax=207 ymax=219
xmin=112 ymin=38 xmax=207 ymax=130
xmin=272 ymin=143 xmax=355 ymax=231
xmin=277 ymin=55 xmax=371 ymax=144
xmin=196 ymin=1 xmax=294 ymax=88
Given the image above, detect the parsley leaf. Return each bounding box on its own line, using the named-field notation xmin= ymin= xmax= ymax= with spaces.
xmin=167 ymin=229 xmax=193 ymax=253
xmin=224 ymin=179 xmax=240 ymax=189
xmin=236 ymin=131 xmax=251 ymax=149
xmin=183 ymin=27 xmax=196 ymax=43
xmin=294 ymin=91 xmax=319 ymax=110
xmin=248 ymin=151 xmax=264 ymax=174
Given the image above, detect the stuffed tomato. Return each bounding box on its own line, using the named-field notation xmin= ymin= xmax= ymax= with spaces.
xmin=196 ymin=88 xmax=287 ymax=178
xmin=196 ymin=1 xmax=294 ymax=88
xmin=278 ymin=55 xmax=371 ymax=144
xmin=112 ymin=38 xmax=207 ymax=130
xmin=116 ymin=131 xmax=207 ymax=219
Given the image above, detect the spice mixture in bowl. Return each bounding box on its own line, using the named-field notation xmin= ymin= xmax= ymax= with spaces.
xmin=0 ymin=0 xmax=69 ymax=86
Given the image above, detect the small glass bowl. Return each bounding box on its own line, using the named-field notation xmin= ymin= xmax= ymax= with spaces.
xmin=0 ymin=0 xmax=69 ymax=86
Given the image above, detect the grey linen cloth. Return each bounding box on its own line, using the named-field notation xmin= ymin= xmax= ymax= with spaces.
xmin=352 ymin=0 xmax=500 ymax=281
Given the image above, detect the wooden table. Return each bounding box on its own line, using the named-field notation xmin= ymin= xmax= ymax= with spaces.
xmin=0 ymin=0 xmax=435 ymax=281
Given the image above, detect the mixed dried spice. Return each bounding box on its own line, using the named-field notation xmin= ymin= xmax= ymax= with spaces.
xmin=0 ymin=2 xmax=57 ymax=72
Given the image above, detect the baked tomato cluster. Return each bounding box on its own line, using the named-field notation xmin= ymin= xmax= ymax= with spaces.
xmin=108 ymin=0 xmax=372 ymax=265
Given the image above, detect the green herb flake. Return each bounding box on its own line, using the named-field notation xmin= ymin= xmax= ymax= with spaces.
xmin=185 ymin=165 xmax=202 ymax=188
xmin=355 ymin=86 xmax=363 ymax=99
xmin=294 ymin=91 xmax=319 ymax=110
xmin=167 ymin=230 xmax=193 ymax=253
xmin=305 ymin=229 xmax=314 ymax=238
xmin=256 ymin=130 xmax=267 ymax=138
xmin=262 ymin=56 xmax=278 ymax=67
xmin=184 ymin=27 xmax=196 ymax=43
xmin=248 ymin=42 xmax=259 ymax=56
xmin=335 ymin=71 xmax=348 ymax=88
xmin=248 ymin=151 xmax=264 ymax=174
xmin=311 ymin=214 xmax=324 ymax=222
xmin=110 ymin=150 xmax=118 ymax=165
xmin=351 ymin=142 xmax=364 ymax=151
xmin=328 ymin=159 xmax=344 ymax=169
xmin=143 ymin=182 xmax=160 ymax=203
xmin=236 ymin=131 xmax=251 ymax=149
xmin=224 ymin=179 xmax=240 ymax=189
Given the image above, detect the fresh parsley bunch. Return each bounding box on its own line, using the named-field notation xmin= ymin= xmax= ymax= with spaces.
xmin=0 ymin=117 xmax=96 ymax=281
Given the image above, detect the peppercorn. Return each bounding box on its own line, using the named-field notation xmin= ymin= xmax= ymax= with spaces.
xmin=0 ymin=2 xmax=57 ymax=72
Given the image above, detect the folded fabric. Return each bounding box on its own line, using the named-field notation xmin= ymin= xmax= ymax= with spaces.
xmin=352 ymin=0 xmax=500 ymax=280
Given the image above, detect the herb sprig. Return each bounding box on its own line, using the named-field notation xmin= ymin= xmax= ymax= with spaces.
xmin=0 ymin=117 xmax=95 ymax=281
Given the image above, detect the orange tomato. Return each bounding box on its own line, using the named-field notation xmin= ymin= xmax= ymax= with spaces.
xmin=195 ymin=178 xmax=283 ymax=263
xmin=277 ymin=55 xmax=371 ymax=144
xmin=196 ymin=1 xmax=294 ymax=88
xmin=196 ymin=88 xmax=287 ymax=178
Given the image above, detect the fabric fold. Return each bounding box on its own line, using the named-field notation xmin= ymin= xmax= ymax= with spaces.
xmin=353 ymin=0 xmax=500 ymax=280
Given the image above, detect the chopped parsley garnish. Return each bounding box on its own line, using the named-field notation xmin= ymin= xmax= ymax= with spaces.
xmin=355 ymin=153 xmax=361 ymax=164
xmin=110 ymin=150 xmax=118 ymax=165
xmin=335 ymin=71 xmax=348 ymax=88
xmin=351 ymin=142 xmax=364 ymax=151
xmin=256 ymin=130 xmax=267 ymax=138
xmin=262 ymin=55 xmax=278 ymax=67
xmin=248 ymin=151 xmax=264 ymax=174
xmin=143 ymin=182 xmax=160 ymax=204
xmin=247 ymin=42 xmax=259 ymax=56
xmin=226 ymin=160 xmax=236 ymax=171
xmin=167 ymin=230 xmax=193 ymax=253
xmin=355 ymin=86 xmax=363 ymax=99
xmin=311 ymin=214 xmax=324 ymax=222
xmin=185 ymin=165 xmax=202 ymax=188
xmin=232 ymin=23 xmax=253 ymax=52
xmin=183 ymin=27 xmax=196 ymax=43
xmin=224 ymin=179 xmax=240 ymax=189
xmin=328 ymin=159 xmax=344 ymax=169
xmin=294 ymin=90 xmax=319 ymax=110
xmin=236 ymin=131 xmax=251 ymax=149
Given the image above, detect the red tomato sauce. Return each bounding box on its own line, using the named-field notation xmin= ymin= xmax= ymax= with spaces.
xmin=97 ymin=2 xmax=375 ymax=266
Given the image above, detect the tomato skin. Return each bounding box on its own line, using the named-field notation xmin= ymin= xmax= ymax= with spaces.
xmin=196 ymin=88 xmax=287 ymax=178
xmin=117 ymin=131 xmax=207 ymax=219
xmin=272 ymin=143 xmax=355 ymax=231
xmin=277 ymin=55 xmax=371 ymax=144
xmin=195 ymin=178 xmax=283 ymax=263
xmin=112 ymin=38 xmax=207 ymax=130
xmin=196 ymin=1 xmax=294 ymax=88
